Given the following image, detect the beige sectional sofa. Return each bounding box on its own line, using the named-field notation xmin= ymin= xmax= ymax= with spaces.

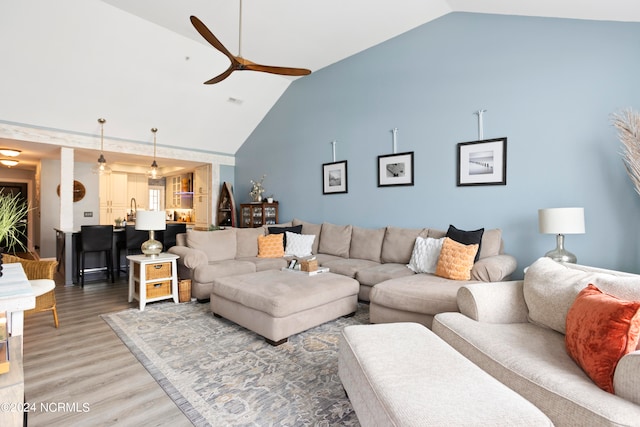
xmin=432 ymin=257 xmax=640 ymax=426
xmin=168 ymin=218 xmax=517 ymax=326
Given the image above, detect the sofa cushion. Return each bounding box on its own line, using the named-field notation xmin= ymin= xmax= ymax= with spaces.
xmin=187 ymin=229 xmax=237 ymax=262
xmin=479 ymin=228 xmax=502 ymax=259
xmin=614 ymin=351 xmax=640 ymax=405
xmin=319 ymin=223 xmax=352 ymax=258
xmin=370 ymin=274 xmax=465 ymax=317
xmin=565 ymin=284 xmax=640 ymax=393
xmin=523 ymin=257 xmax=640 ymax=335
xmin=446 ymin=224 xmax=484 ymax=262
xmin=235 ymin=227 xmax=265 ymax=258
xmin=407 ymin=236 xmax=444 ymax=274
xmin=380 ymin=226 xmax=426 ymax=264
xmin=292 ymin=219 xmax=322 ymax=254
xmin=236 ymin=256 xmax=289 ymax=272
xmin=355 ymin=263 xmax=415 ymax=287
xmin=349 ymin=226 xmax=385 ymax=263
xmin=435 ymin=237 xmax=479 ymax=281
xmin=192 ymin=260 xmax=256 ymax=284
xmin=284 ymin=232 xmax=315 ymax=257
xmin=321 ymin=258 xmax=380 ymax=279
xmin=257 ymin=233 xmax=285 ymax=258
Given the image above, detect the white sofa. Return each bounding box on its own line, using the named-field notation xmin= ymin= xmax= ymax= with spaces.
xmin=433 ymin=257 xmax=640 ymax=426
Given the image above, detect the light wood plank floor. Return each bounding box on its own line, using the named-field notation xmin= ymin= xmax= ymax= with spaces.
xmin=23 ymin=273 xmax=192 ymax=426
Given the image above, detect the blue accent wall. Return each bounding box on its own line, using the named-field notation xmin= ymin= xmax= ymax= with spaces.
xmin=236 ymin=13 xmax=640 ymax=276
xmin=220 ymin=164 xmax=235 ymax=189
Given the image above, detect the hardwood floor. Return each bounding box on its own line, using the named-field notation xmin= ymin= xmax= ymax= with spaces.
xmin=22 ymin=273 xmax=192 ymax=426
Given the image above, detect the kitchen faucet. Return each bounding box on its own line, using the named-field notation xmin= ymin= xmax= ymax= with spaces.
xmin=129 ymin=198 xmax=137 ymax=221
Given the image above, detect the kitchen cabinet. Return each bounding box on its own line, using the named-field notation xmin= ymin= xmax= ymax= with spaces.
xmin=127 ymin=174 xmax=148 ymax=210
xmin=166 ymin=173 xmax=193 ymax=209
xmin=99 ymin=172 xmax=128 ymax=225
xmin=194 ymin=164 xmax=212 ymax=229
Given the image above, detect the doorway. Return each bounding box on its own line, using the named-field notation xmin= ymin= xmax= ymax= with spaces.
xmin=0 ymin=181 xmax=29 ymax=253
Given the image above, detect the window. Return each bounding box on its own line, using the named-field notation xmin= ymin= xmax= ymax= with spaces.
xmin=149 ymin=186 xmax=164 ymax=211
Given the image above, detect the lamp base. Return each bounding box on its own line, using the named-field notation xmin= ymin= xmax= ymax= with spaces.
xmin=545 ymin=234 xmax=577 ymax=263
xmin=141 ymin=230 xmax=163 ymax=257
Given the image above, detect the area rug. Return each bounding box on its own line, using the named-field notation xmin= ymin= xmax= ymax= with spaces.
xmin=102 ymin=301 xmax=367 ymax=426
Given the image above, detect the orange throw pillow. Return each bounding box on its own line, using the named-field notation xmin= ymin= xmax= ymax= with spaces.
xmin=435 ymin=237 xmax=479 ymax=281
xmin=565 ymin=284 xmax=640 ymax=393
xmin=257 ymin=233 xmax=285 ymax=258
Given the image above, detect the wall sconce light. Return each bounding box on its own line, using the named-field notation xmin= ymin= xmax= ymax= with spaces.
xmin=0 ymin=149 xmax=21 ymax=157
xmin=148 ymin=127 xmax=161 ymax=179
xmin=538 ymin=207 xmax=585 ymax=263
xmin=92 ymin=118 xmax=112 ymax=175
xmin=0 ymin=159 xmax=19 ymax=167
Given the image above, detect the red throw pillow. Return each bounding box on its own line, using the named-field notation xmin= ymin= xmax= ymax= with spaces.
xmin=565 ymin=284 xmax=640 ymax=393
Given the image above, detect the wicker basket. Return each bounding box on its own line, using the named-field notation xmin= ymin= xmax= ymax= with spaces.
xmin=300 ymin=259 xmax=318 ymax=272
xmin=178 ymin=279 xmax=192 ymax=303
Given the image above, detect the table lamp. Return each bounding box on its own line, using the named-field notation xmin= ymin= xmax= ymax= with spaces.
xmin=135 ymin=210 xmax=166 ymax=257
xmin=538 ymin=207 xmax=585 ymax=263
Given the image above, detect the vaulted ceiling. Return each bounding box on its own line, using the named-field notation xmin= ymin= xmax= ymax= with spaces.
xmin=1 ymin=1 xmax=639 ymax=170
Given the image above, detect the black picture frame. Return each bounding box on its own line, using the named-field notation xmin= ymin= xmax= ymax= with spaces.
xmin=377 ymin=152 xmax=414 ymax=187
xmin=457 ymin=137 xmax=507 ymax=186
xmin=322 ymin=160 xmax=348 ymax=194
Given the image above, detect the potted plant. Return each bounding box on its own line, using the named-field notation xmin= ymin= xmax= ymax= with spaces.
xmin=0 ymin=192 xmax=29 ymax=275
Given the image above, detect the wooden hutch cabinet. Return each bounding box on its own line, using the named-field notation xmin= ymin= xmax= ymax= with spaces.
xmin=240 ymin=202 xmax=279 ymax=228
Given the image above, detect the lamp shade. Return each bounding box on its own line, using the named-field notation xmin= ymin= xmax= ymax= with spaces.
xmin=134 ymin=210 xmax=166 ymax=231
xmin=538 ymin=208 xmax=585 ymax=234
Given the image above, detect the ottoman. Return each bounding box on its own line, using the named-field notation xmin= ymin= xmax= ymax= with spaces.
xmin=339 ymin=323 xmax=553 ymax=427
xmin=211 ymin=270 xmax=359 ymax=345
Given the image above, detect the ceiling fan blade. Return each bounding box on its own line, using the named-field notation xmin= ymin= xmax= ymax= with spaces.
xmin=190 ymin=15 xmax=235 ymax=61
xmin=238 ymin=57 xmax=311 ymax=76
xmin=245 ymin=64 xmax=311 ymax=76
xmin=204 ymin=64 xmax=236 ymax=84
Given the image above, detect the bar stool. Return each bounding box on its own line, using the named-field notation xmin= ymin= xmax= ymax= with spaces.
xmin=162 ymin=223 xmax=187 ymax=250
xmin=116 ymin=225 xmax=148 ymax=276
xmin=77 ymin=225 xmax=114 ymax=287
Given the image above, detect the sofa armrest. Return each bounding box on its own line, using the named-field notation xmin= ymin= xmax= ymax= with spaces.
xmin=614 ymin=350 xmax=640 ymax=405
xmin=457 ymin=281 xmax=529 ymax=324
xmin=167 ymin=246 xmax=208 ymax=269
xmin=471 ymin=254 xmax=517 ymax=282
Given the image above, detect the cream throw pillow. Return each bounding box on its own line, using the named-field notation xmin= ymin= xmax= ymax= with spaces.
xmin=407 ymin=237 xmax=444 ymax=274
xmin=285 ymin=231 xmax=315 ymax=257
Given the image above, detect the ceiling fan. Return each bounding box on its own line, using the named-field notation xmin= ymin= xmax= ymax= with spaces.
xmin=190 ymin=0 xmax=311 ymax=84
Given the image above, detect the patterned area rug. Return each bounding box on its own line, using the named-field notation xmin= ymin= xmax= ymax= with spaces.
xmin=102 ymin=301 xmax=368 ymax=426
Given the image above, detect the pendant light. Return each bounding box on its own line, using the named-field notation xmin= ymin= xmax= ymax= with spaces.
xmin=148 ymin=127 xmax=161 ymax=179
xmin=92 ymin=118 xmax=112 ymax=175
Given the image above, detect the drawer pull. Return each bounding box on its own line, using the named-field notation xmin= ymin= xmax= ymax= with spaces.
xmin=154 ymin=265 xmax=162 ymax=269
xmin=154 ymin=283 xmax=162 ymax=288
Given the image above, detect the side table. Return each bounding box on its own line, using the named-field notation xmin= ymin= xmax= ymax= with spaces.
xmin=127 ymin=253 xmax=179 ymax=311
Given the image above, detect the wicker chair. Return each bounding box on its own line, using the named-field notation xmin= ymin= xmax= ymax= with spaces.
xmin=4 ymin=254 xmax=59 ymax=328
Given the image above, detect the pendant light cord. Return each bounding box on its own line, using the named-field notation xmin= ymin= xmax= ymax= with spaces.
xmin=152 ymin=128 xmax=158 ymax=160
xmin=98 ymin=118 xmax=106 ymax=152
xmin=238 ymin=0 xmax=243 ymax=57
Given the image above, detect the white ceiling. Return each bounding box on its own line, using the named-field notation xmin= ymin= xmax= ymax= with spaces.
xmin=2 ymin=0 xmax=640 ymax=172
xmin=101 ymin=0 xmax=640 ymax=73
